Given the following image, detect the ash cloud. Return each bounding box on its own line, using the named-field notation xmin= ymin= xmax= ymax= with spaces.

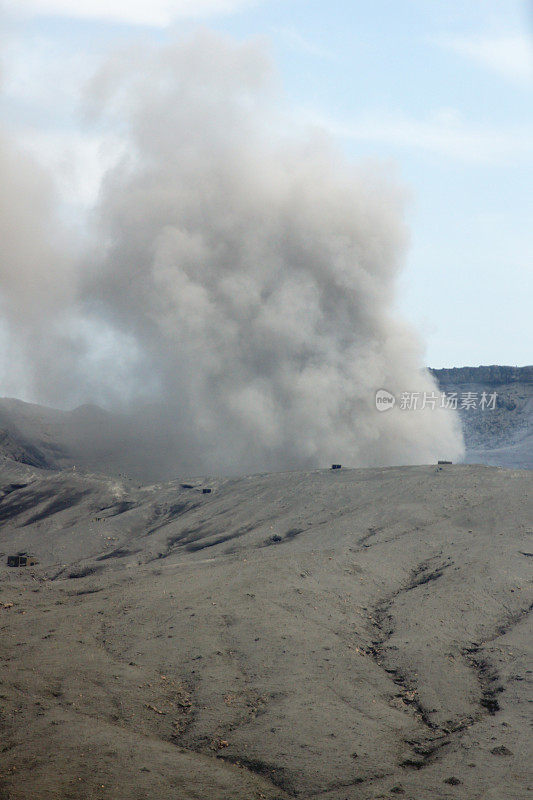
xmin=0 ymin=130 xmax=79 ymax=400
xmin=1 ymin=32 xmax=464 ymax=475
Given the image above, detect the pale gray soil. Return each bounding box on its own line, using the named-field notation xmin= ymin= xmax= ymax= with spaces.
xmin=0 ymin=461 xmax=531 ymax=799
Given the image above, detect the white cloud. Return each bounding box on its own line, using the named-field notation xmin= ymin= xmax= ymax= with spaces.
xmin=301 ymin=107 xmax=533 ymax=164
xmin=4 ymin=0 xmax=260 ymax=27
xmin=438 ymin=33 xmax=533 ymax=84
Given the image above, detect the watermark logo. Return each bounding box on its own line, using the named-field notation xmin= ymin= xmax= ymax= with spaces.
xmin=374 ymin=390 xmax=498 ymax=411
xmin=375 ymin=389 xmax=396 ymax=412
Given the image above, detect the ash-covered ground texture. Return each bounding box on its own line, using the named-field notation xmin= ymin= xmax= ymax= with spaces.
xmin=431 ymin=365 xmax=532 ymax=470
xmin=0 ymin=370 xmax=531 ymax=800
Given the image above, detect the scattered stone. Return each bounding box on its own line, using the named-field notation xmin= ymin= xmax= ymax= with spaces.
xmin=444 ymin=776 xmax=462 ymax=785
xmin=491 ymin=746 xmax=513 ymax=756
xmin=144 ymin=703 xmax=166 ymax=715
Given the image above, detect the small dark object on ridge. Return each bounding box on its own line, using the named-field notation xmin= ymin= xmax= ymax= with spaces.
xmin=438 ymin=460 xmax=452 ymax=465
xmin=331 ymin=464 xmax=342 ymax=470
xmin=202 ymin=488 xmax=212 ymax=494
xmin=7 ymin=554 xmax=39 ymax=567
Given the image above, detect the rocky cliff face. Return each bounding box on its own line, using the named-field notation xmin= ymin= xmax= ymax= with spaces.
xmin=431 ymin=366 xmax=532 ymax=469
xmin=431 ymin=365 xmax=532 ymax=385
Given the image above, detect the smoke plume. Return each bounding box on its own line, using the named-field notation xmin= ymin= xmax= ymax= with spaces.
xmin=0 ymin=32 xmax=464 ymax=475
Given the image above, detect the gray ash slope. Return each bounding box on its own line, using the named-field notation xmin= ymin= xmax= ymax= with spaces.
xmin=431 ymin=365 xmax=532 ymax=469
xmin=0 ymin=453 xmax=532 ymax=800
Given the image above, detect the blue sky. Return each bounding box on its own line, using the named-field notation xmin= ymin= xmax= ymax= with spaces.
xmin=1 ymin=0 xmax=532 ymax=367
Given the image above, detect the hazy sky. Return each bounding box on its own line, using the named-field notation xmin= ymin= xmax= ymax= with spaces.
xmin=1 ymin=0 xmax=532 ymax=368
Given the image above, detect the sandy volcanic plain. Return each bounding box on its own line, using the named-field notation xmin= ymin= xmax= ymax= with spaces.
xmin=0 ymin=459 xmax=531 ymax=800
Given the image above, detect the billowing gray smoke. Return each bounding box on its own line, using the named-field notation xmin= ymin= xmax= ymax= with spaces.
xmin=0 ymin=131 xmax=78 ymax=400
xmin=1 ymin=32 xmax=464 ymax=475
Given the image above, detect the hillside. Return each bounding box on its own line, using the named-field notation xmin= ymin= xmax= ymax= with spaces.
xmin=0 ymin=398 xmax=182 ymax=481
xmin=0 ymin=459 xmax=531 ymax=799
